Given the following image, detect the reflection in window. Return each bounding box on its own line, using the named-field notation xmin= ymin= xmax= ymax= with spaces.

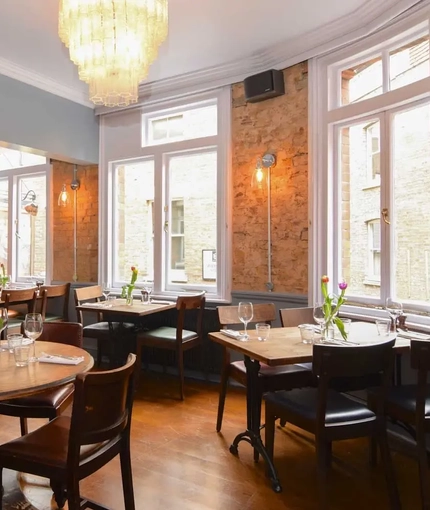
xmin=367 ymin=219 xmax=381 ymax=282
xmin=365 ymin=122 xmax=380 ymax=182
xmin=390 ymin=36 xmax=429 ymax=90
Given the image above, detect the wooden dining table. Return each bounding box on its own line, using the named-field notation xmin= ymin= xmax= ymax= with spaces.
xmin=209 ymin=321 xmax=407 ymax=492
xmin=0 ymin=341 xmax=94 ymax=401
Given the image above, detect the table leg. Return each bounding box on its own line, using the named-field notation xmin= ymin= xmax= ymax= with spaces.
xmin=229 ymin=355 xmax=282 ymax=493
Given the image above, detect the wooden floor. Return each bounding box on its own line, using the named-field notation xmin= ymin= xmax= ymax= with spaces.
xmin=0 ymin=373 xmax=422 ymax=510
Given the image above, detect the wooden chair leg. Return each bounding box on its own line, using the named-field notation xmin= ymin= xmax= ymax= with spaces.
xmin=120 ymin=441 xmax=136 ymax=510
xmin=377 ymin=424 xmax=401 ymax=510
xmin=417 ymin=427 xmax=430 ymax=510
xmin=369 ymin=436 xmax=378 ymax=466
xmin=279 ymin=418 xmax=287 ymax=427
xmin=264 ymin=405 xmax=276 ymax=464
xmin=134 ymin=340 xmax=143 ymax=392
xmin=51 ymin=480 xmax=67 ymax=509
xmin=216 ymin=358 xmax=230 ymax=432
xmin=178 ymin=349 xmax=185 ymax=401
xmin=19 ymin=417 xmax=28 ymax=436
xmin=316 ymin=440 xmax=330 ymax=510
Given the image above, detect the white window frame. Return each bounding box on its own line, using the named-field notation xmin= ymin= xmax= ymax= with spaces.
xmin=100 ymin=88 xmax=232 ymax=302
xmin=366 ymin=219 xmax=381 ymax=284
xmin=309 ymin=6 xmax=430 ymax=326
xmin=0 ymin=163 xmax=52 ymax=284
xmin=365 ymin=122 xmax=381 ymax=184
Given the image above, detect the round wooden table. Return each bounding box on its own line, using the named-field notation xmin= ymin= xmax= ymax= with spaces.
xmin=0 ymin=341 xmax=94 ymax=401
xmin=0 ymin=341 xmax=93 ymax=509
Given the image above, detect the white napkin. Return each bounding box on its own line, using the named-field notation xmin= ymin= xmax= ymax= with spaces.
xmin=83 ymin=302 xmax=105 ymax=308
xmin=150 ymin=300 xmax=175 ymax=305
xmin=397 ymin=330 xmax=430 ymax=341
xmin=220 ymin=329 xmax=244 ymax=339
xmin=38 ymin=353 xmax=84 ymax=365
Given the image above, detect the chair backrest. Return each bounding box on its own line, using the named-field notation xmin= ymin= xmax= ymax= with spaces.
xmin=313 ymin=340 xmax=395 ymax=428
xmin=39 ymin=283 xmax=71 ymax=321
xmin=1 ymin=288 xmax=38 ymax=313
xmin=217 ymin=303 xmax=276 ymax=327
xmin=279 ymin=307 xmax=314 ymax=327
xmin=176 ymin=292 xmax=206 ymax=342
xmin=74 ymin=285 xmax=104 ymax=323
xmin=410 ymin=340 xmax=430 ymax=422
xmin=68 ymin=353 xmax=136 ymax=458
xmin=38 ymin=321 xmax=83 ymax=348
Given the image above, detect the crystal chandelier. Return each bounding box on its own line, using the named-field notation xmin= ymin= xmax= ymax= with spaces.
xmin=58 ymin=0 xmax=168 ymax=107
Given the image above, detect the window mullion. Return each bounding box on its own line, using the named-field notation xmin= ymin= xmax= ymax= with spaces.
xmin=153 ymin=153 xmax=164 ymax=295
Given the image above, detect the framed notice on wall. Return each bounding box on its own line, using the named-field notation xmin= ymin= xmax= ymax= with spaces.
xmin=202 ymin=249 xmax=217 ymax=280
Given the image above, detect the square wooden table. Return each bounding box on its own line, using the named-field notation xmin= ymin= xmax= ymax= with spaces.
xmin=209 ymin=322 xmax=406 ymax=492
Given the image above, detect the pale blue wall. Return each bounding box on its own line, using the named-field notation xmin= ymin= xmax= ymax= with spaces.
xmin=0 ymin=75 xmax=99 ymax=164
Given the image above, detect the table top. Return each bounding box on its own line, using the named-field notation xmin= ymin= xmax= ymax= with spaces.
xmin=0 ymin=341 xmax=94 ymax=401
xmin=76 ymin=298 xmax=177 ymax=317
xmin=208 ymin=322 xmax=409 ymax=366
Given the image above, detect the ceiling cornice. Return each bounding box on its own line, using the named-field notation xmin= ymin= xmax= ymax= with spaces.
xmin=0 ymin=56 xmax=93 ymax=108
xmin=0 ymin=0 xmax=426 ymax=112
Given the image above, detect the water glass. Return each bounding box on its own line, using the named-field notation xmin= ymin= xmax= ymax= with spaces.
xmin=256 ymin=323 xmax=270 ymax=342
xmin=298 ymin=324 xmax=315 ymax=344
xmin=340 ymin=318 xmax=352 ymax=335
xmin=14 ymin=345 xmax=30 ymax=367
xmin=376 ymin=319 xmax=391 ymax=336
xmin=7 ymin=333 xmax=23 ymax=353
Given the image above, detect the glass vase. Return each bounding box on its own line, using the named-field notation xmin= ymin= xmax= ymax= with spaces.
xmin=126 ymin=287 xmax=134 ymax=306
xmin=322 ymin=318 xmax=335 ymax=341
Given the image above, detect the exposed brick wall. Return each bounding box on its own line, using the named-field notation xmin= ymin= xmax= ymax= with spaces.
xmin=231 ymin=63 xmax=309 ymax=293
xmin=52 ymin=160 xmax=98 ymax=282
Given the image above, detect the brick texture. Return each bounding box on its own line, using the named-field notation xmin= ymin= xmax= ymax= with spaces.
xmin=231 ymin=62 xmax=309 ymax=293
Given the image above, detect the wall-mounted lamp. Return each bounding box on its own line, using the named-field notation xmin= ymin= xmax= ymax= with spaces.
xmin=58 ymin=165 xmax=80 ymax=207
xmin=252 ymin=152 xmax=276 ymax=292
xmin=22 ymin=190 xmax=38 ymax=217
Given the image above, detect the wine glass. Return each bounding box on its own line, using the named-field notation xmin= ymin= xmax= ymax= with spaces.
xmin=385 ymin=297 xmax=403 ymax=332
xmin=238 ymin=302 xmax=253 ymax=340
xmin=313 ymin=303 xmax=325 ymax=328
xmin=24 ymin=313 xmax=43 ymax=362
xmin=102 ymin=283 xmax=111 ymax=302
xmin=0 ymin=309 xmax=8 ymax=350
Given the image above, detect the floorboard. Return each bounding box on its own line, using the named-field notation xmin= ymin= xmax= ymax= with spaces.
xmin=0 ymin=373 xmax=421 ymax=509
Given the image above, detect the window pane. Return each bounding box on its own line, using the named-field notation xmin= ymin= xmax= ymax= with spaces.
xmin=114 ymin=160 xmax=154 ymax=282
xmin=341 ymin=57 xmax=383 ymax=105
xmin=167 ymin=151 xmax=217 ymax=286
xmin=0 ymin=147 xmax=46 ymax=171
xmin=0 ymin=179 xmax=7 ymax=266
xmin=390 ymin=36 xmax=429 ymax=91
xmin=393 ymin=103 xmax=430 ymax=303
xmin=339 ymin=121 xmax=381 ymax=298
xmin=145 ymin=103 xmax=217 ymax=146
xmin=17 ymin=175 xmax=46 ymax=279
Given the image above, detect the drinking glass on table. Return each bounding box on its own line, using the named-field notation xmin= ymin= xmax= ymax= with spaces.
xmin=385 ymin=298 xmax=403 ymax=332
xmin=24 ymin=313 xmax=43 ymax=362
xmin=140 ymin=283 xmax=153 ymax=304
xmin=238 ymin=302 xmax=253 ymax=340
xmin=102 ymin=283 xmax=111 ymax=304
xmin=0 ymin=309 xmax=8 ymax=351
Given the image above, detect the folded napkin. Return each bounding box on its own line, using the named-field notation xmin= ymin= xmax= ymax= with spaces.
xmin=397 ymin=330 xmax=430 ymax=341
xmin=150 ymin=300 xmax=175 ymax=305
xmin=220 ymin=329 xmax=244 ymax=339
xmin=83 ymin=302 xmax=105 ymax=308
xmin=38 ymin=353 xmax=84 ymax=365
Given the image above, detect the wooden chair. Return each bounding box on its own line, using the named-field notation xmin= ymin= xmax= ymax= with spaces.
xmin=0 ymin=321 xmax=83 ymax=436
xmin=39 ymin=282 xmax=71 ymax=321
xmin=74 ymin=285 xmax=135 ymax=367
xmin=264 ymin=340 xmax=400 ymax=510
xmin=279 ymin=306 xmax=314 ymax=327
xmin=135 ymin=291 xmax=206 ymax=400
xmin=368 ymin=339 xmax=430 ymax=509
xmin=0 ymin=353 xmax=136 ymax=510
xmin=216 ymin=303 xmax=314 ymax=433
xmin=1 ymin=287 xmax=38 ymax=336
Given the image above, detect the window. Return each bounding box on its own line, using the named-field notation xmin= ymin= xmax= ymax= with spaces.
xmin=311 ymin=14 xmax=430 ymax=322
xmin=0 ymin=148 xmax=50 ymax=282
xmin=367 ymin=219 xmax=381 ymax=283
xmin=365 ymin=122 xmax=380 ymax=182
xmin=101 ymin=88 xmax=231 ymax=300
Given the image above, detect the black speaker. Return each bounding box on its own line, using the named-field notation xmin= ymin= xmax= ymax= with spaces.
xmin=244 ymin=69 xmax=285 ymax=103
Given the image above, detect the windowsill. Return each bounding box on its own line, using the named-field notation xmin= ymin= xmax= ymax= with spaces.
xmin=363 ymin=278 xmax=381 ymax=287
xmin=362 ymin=182 xmax=380 ymax=191
xmin=342 ymin=307 xmax=430 ymax=334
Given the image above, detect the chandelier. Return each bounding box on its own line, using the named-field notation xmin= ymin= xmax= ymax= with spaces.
xmin=58 ymin=0 xmax=168 ymax=107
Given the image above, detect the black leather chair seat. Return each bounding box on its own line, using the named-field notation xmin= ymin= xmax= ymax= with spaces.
xmin=265 ymin=388 xmax=375 ymax=425
xmin=231 ymin=360 xmax=313 ymax=378
xmin=0 ymin=385 xmax=73 ymax=410
xmin=369 ymin=384 xmax=430 ymax=417
xmin=83 ymin=321 xmax=135 ymax=336
xmin=141 ymin=326 xmax=198 ymax=343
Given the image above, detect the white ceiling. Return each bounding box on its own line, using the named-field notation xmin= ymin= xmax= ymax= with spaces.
xmin=0 ymin=0 xmax=423 ymax=107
